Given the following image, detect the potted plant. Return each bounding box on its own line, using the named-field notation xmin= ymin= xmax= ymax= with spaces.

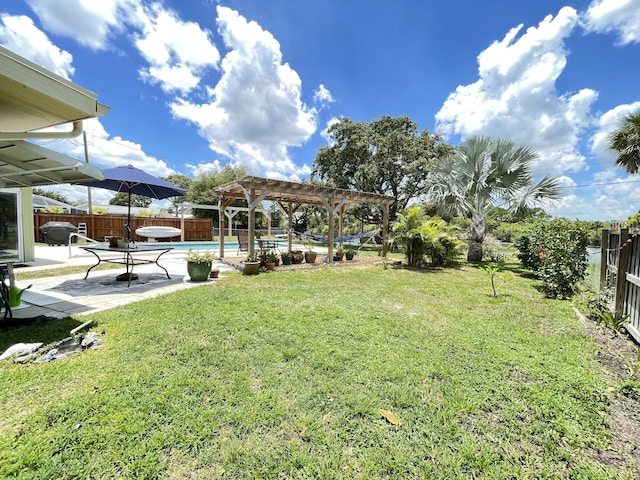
xmin=258 ymin=249 xmax=269 ymax=267
xmin=281 ymin=251 xmax=293 ymax=265
xmin=291 ymin=250 xmax=304 ymax=264
xmin=335 ymin=247 xmax=345 ymax=261
xmin=243 ymin=254 xmax=260 ymax=275
xmin=265 ymin=250 xmax=278 ymax=270
xmin=106 ymin=236 xmax=120 ymax=248
xmin=209 ymin=267 xmax=220 ymax=279
xmin=304 ymin=250 xmax=318 ymax=264
xmin=345 ymin=246 xmax=356 ymax=260
xmin=186 ymin=249 xmax=215 ymax=282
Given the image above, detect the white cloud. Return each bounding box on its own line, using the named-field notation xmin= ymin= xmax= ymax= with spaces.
xmin=314 ymin=84 xmax=334 ymax=106
xmin=133 ymin=2 xmax=220 ymax=94
xmin=30 ymin=117 xmax=181 ymax=203
xmin=187 ymin=160 xmax=225 ymax=178
xmin=169 ymin=6 xmax=317 ymax=179
xmin=25 ymin=0 xmax=133 ymax=50
xmin=435 ymin=7 xmax=597 ymax=178
xmin=0 ymin=14 xmax=74 ymax=79
xmin=24 ymin=0 xmax=220 ymax=94
xmin=320 ymin=116 xmax=341 ymax=145
xmin=76 ymin=119 xmax=177 ymax=177
xmin=545 ymin=170 xmax=640 ymax=220
xmin=582 ymin=0 xmax=640 ymax=45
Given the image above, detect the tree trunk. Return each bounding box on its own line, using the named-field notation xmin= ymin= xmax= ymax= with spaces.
xmin=467 ymin=215 xmax=485 ymax=261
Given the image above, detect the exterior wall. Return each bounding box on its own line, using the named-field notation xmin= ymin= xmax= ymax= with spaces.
xmin=21 ymin=188 xmax=35 ymax=262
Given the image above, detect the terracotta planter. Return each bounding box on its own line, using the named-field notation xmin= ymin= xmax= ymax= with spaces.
xmin=243 ymin=261 xmax=260 ymax=275
xmin=106 ymin=236 xmax=120 ymax=248
xmin=265 ymin=262 xmax=276 ymax=270
xmin=209 ymin=270 xmax=220 ymax=279
xmin=187 ymin=261 xmax=212 ymax=282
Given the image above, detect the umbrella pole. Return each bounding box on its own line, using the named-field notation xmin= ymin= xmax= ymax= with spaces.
xmin=126 ymin=187 xmax=132 ymax=241
xmin=117 ymin=186 xmax=138 ymax=282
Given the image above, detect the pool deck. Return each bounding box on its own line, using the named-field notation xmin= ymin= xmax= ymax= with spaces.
xmin=4 ymin=245 xmax=236 ymax=321
xmin=4 ymin=243 xmax=337 ymax=321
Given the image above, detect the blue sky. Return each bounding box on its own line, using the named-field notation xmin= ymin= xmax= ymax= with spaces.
xmin=2 ymin=0 xmax=640 ymax=220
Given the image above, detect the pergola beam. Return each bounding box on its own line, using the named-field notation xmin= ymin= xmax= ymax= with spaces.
xmin=214 ymin=176 xmax=394 ymax=262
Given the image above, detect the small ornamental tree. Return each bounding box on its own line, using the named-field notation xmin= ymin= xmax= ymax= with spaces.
xmin=516 ymin=219 xmax=589 ymax=298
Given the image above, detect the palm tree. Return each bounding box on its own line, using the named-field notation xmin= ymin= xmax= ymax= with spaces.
xmin=427 ymin=136 xmax=562 ymax=261
xmin=609 ymin=111 xmax=640 ymax=174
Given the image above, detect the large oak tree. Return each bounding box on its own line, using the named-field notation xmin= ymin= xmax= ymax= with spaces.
xmin=312 ymin=115 xmax=451 ymax=222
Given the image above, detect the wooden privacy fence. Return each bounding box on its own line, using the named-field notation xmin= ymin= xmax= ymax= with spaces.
xmin=33 ymin=213 xmax=213 ymax=242
xmin=600 ymin=228 xmax=640 ymax=342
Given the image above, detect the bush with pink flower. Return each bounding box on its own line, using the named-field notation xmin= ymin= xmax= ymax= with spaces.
xmin=515 ymin=218 xmax=590 ymax=298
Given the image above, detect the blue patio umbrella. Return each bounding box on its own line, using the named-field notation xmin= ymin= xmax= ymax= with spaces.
xmin=79 ymin=164 xmax=186 ymax=241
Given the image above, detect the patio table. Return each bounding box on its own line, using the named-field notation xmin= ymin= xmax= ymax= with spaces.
xmin=256 ymin=236 xmax=284 ymax=253
xmin=81 ymin=244 xmax=174 ymax=287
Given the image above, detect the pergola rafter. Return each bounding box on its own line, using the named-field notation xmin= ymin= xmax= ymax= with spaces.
xmin=214 ymin=176 xmax=395 ymax=261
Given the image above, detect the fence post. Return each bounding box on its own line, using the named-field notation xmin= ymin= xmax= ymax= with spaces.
xmin=600 ymin=229 xmax=609 ymax=291
xmin=614 ymin=228 xmax=630 ymax=320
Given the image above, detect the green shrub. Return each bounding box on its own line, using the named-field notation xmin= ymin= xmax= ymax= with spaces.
xmin=492 ymin=222 xmax=529 ymax=242
xmin=390 ymin=207 xmax=465 ymax=267
xmin=482 ymin=235 xmax=509 ymax=263
xmin=514 ymin=234 xmax=540 ymax=270
xmin=516 ymin=219 xmax=589 ymax=298
xmin=574 ymin=284 xmax=611 ymax=323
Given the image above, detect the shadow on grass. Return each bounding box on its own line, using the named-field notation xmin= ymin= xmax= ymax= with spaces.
xmin=0 ymin=316 xmax=84 ymax=352
xmin=386 ymin=259 xmax=465 ymax=274
xmin=465 ymin=260 xmax=537 ymax=278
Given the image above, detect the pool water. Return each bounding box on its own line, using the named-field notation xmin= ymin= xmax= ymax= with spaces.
xmin=141 ymin=242 xmax=239 ymax=251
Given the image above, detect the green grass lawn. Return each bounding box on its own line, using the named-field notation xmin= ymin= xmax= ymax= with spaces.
xmin=0 ymin=262 xmax=635 ymax=478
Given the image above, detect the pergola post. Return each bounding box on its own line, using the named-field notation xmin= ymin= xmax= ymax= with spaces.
xmin=217 ymin=197 xmax=235 ymax=259
xmin=327 ymin=205 xmax=335 ymax=262
xmin=265 ymin=211 xmax=272 ymax=237
xmin=338 ymin=205 xmax=345 ymax=245
xmin=242 ymin=186 xmax=269 ymax=257
xmin=276 ymin=201 xmax=300 ymax=254
xmin=382 ymin=203 xmax=389 ymax=257
xmin=247 ymin=191 xmax=255 ymax=257
xmin=225 ymin=210 xmax=241 ymax=238
xmin=218 ymin=197 xmax=225 ymax=257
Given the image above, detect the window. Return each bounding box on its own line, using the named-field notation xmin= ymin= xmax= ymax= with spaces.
xmin=0 ymin=191 xmax=20 ymax=261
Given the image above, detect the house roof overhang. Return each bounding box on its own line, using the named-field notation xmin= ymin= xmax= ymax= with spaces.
xmin=214 ymin=176 xmax=395 ymax=207
xmin=0 ymin=140 xmax=104 ymax=188
xmin=0 ymin=45 xmax=110 ymax=137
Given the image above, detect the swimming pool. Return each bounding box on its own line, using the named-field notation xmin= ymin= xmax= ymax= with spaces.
xmin=140 ymin=241 xmax=239 ymax=251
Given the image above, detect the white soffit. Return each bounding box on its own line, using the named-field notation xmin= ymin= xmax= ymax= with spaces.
xmin=0 ymin=140 xmax=104 ymax=188
xmin=0 ymin=45 xmax=110 ymax=133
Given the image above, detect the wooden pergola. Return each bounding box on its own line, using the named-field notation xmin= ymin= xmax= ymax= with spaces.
xmin=213 ymin=176 xmax=395 ymax=262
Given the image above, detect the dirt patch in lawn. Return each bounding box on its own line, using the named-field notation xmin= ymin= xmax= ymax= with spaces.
xmin=580 ymin=314 xmax=640 ymax=475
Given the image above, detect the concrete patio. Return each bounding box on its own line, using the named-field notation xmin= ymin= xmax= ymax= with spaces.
xmin=6 ymin=245 xmax=234 ymax=320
